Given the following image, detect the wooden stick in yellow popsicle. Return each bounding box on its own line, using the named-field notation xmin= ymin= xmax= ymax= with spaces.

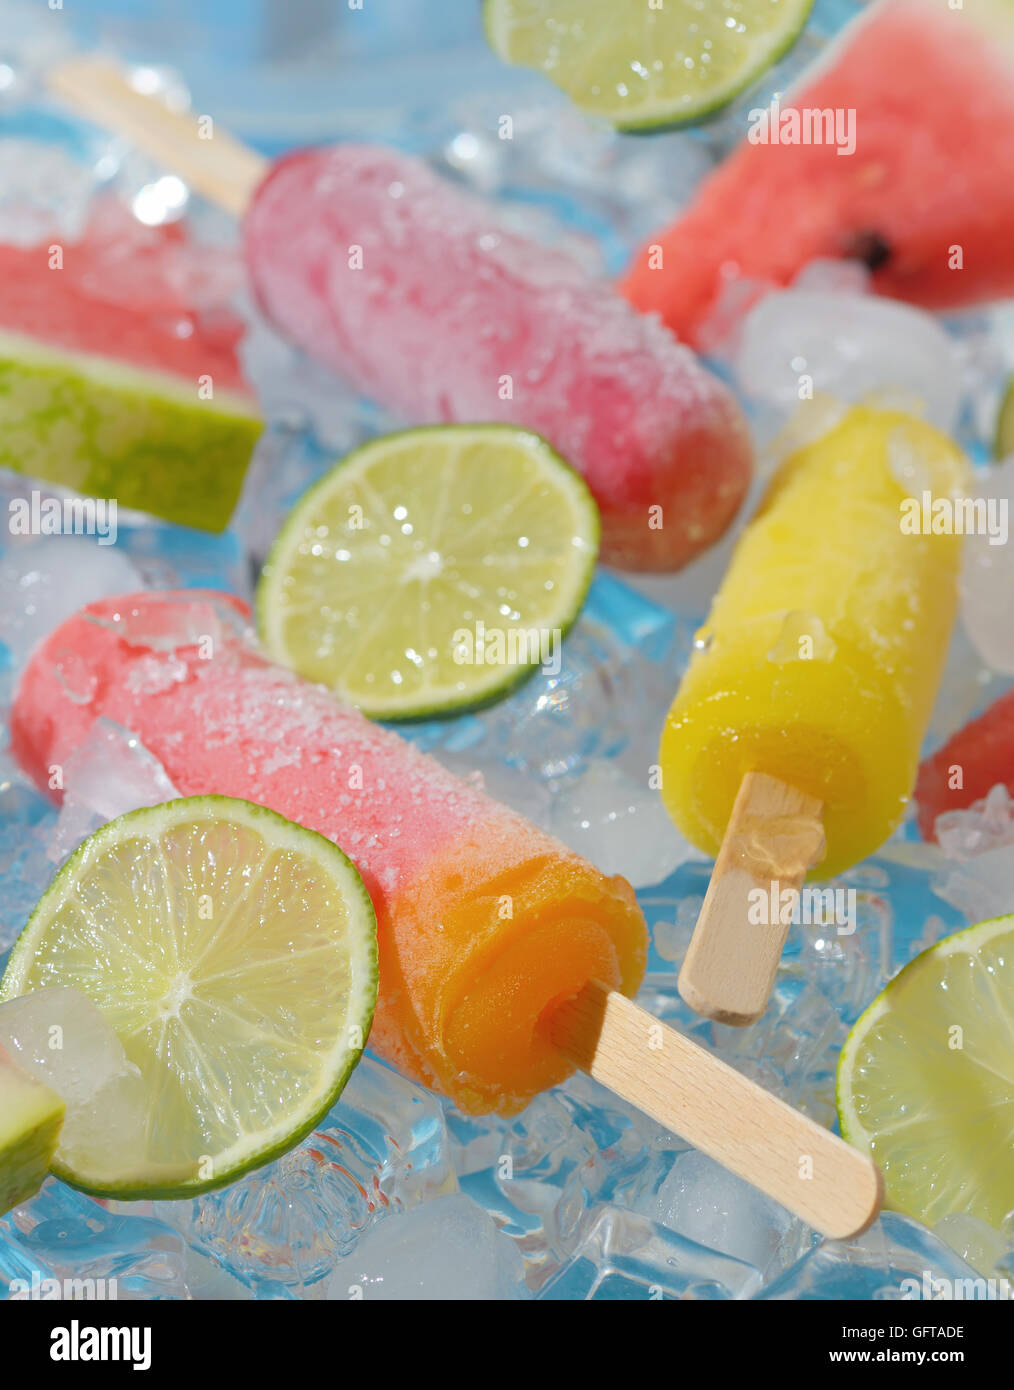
xmin=47 ymin=54 xmax=882 ymax=1241
xmin=679 ymin=772 xmax=826 ymax=1026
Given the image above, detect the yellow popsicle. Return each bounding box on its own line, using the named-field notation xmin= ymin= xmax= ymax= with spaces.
xmin=659 ymin=407 xmax=968 ymax=879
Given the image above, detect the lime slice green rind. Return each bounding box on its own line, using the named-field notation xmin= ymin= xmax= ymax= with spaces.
xmin=483 ymin=0 xmax=815 ymax=132
xmin=837 ymin=913 xmax=1014 ymax=1232
xmin=994 ymin=375 xmax=1014 ymax=460
xmin=257 ymin=424 xmax=600 ymax=722
xmin=0 ymin=796 xmax=378 ymax=1201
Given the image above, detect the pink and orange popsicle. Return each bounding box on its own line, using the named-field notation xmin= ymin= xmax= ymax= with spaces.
xmin=11 ymin=591 xmax=647 ymax=1117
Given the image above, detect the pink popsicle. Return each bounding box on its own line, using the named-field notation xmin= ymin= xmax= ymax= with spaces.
xmin=243 ymin=145 xmax=753 ymax=572
xmin=11 ymin=591 xmax=647 ymax=1117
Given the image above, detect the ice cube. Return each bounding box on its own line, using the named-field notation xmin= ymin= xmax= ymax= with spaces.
xmin=932 ymin=784 xmax=1014 ymax=921
xmin=928 ymin=622 xmax=998 ymax=745
xmin=442 ymin=1104 xmax=510 ymax=1179
xmin=935 ymin=782 xmax=1014 ymax=861
xmin=0 ymin=536 xmax=141 ymax=669
xmin=0 ymin=988 xmax=148 ymax=1182
xmin=0 ymin=760 xmax=55 ymax=951
xmin=326 ymin=1193 xmax=529 ymax=1301
xmin=228 ymin=428 xmax=329 ymax=572
xmin=489 ymin=1092 xmax=604 ymax=1287
xmin=933 ymin=1212 xmax=1009 ymax=1279
xmin=475 ymin=584 xmax=682 ymax=783
xmin=238 ymin=313 xmax=393 ymax=453
xmin=181 ymin=1246 xmax=251 ymax=1300
xmin=455 ymin=1076 xmax=676 ymax=1291
xmin=156 ymin=1056 xmax=456 ymax=1294
xmin=736 ymin=290 xmax=962 ymax=434
xmin=959 ymin=456 xmax=1014 ymax=673
xmin=0 ymin=139 xmax=95 ymax=246
xmin=546 ymin=759 xmax=700 ymax=888
xmin=48 ymin=718 xmax=180 ymax=863
xmin=795 ymin=870 xmax=891 ymax=1022
xmin=933 ymin=844 xmax=1014 ymax=923
xmin=540 ymin=1204 xmax=762 ymax=1300
xmin=792 ymin=257 xmax=872 ymax=297
xmin=649 ymin=897 xmax=701 ymax=967
xmin=85 ymin=591 xmax=244 ymax=654
xmin=763 ymin=394 xmax=850 ymax=467
xmin=760 ymin=1212 xmax=994 ymax=1300
xmin=0 ymin=2 xmax=75 ymax=110
xmin=4 ymin=1181 xmax=185 ymax=1301
xmin=638 ymin=1150 xmax=805 ymax=1279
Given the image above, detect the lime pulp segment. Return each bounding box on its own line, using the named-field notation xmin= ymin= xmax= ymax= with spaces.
xmin=257 ymin=424 xmax=600 ymax=720
xmin=0 ymin=796 xmax=378 ymax=1200
xmin=483 ymin=0 xmax=815 ymax=130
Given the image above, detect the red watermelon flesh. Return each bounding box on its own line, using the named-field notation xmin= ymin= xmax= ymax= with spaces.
xmin=0 ymin=197 xmax=252 ymax=396
xmin=621 ymin=0 xmax=1014 ymax=347
xmin=0 ymin=197 xmax=262 ymax=532
xmin=915 ymin=685 xmax=1014 ymax=840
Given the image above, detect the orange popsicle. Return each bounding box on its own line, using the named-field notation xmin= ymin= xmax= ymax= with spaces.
xmin=11 ymin=591 xmax=647 ymax=1117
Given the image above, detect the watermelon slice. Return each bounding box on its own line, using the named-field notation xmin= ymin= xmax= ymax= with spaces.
xmin=915 ymin=686 xmax=1014 ymax=840
xmin=0 ymin=1043 xmax=64 ymax=1216
xmin=0 ymin=199 xmax=262 ymax=532
xmin=621 ymin=0 xmax=1014 ymax=347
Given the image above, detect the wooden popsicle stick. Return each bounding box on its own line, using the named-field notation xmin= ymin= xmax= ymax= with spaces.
xmin=679 ymin=771 xmax=826 ymax=1027
xmin=549 ymin=981 xmax=882 ymax=1241
xmin=49 ymin=56 xmax=266 ymax=216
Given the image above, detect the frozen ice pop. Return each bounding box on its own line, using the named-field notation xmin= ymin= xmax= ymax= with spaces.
xmin=660 ymin=408 xmax=968 ymax=1022
xmin=9 ymin=591 xmax=883 ymax=1236
xmin=915 ymin=687 xmax=1014 ymax=840
xmin=47 ymin=63 xmax=753 ymax=573
xmin=242 ymin=145 xmax=752 ymax=572
xmin=11 ymin=591 xmax=647 ymax=1118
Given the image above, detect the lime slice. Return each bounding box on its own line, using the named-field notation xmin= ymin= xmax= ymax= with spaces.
xmin=257 ymin=425 xmax=600 ymax=720
xmin=995 ymin=374 xmax=1014 ymax=460
xmin=0 ymin=796 xmax=378 ymax=1200
xmin=483 ymin=0 xmax=814 ymax=131
xmin=837 ymin=915 xmax=1014 ymax=1230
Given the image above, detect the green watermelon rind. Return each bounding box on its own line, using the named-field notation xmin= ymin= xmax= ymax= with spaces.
xmin=995 ymin=374 xmax=1014 ymax=461
xmin=0 ymin=330 xmax=263 ymax=534
xmin=0 ymin=1058 xmax=65 ymax=1216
